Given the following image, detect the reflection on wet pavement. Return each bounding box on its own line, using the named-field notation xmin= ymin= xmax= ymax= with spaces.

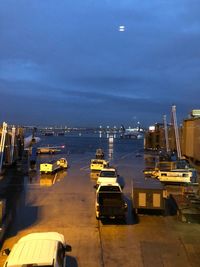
xmin=40 ymin=171 xmax=67 ymax=187
xmin=90 ymin=171 xmax=100 ymax=180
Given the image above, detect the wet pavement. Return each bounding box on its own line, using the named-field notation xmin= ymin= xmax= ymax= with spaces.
xmin=0 ymin=135 xmax=200 ymax=267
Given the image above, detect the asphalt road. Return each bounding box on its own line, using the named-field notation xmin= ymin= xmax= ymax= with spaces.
xmin=0 ymin=137 xmax=200 ymax=267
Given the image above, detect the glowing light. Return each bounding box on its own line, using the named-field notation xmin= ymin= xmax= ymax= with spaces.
xmin=149 ymin=126 xmax=155 ymax=132
xmin=119 ymin=25 xmax=125 ymax=32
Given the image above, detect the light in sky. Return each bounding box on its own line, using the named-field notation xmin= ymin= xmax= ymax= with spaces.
xmin=118 ymin=25 xmax=125 ymax=32
xmin=0 ymin=1 xmax=199 ymax=127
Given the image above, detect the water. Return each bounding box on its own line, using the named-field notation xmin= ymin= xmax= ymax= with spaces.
xmin=37 ymin=134 xmax=144 ymax=160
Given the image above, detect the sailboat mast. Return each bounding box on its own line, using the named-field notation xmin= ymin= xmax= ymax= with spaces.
xmin=171 ymin=105 xmax=182 ymax=159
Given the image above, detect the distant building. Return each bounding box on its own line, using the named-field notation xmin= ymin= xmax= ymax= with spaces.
xmin=182 ymin=116 xmax=200 ymax=164
xmin=144 ymin=109 xmax=200 ymax=164
xmin=144 ymin=123 xmax=180 ymax=153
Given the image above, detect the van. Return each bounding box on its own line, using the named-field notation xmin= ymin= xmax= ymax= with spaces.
xmin=3 ymin=232 xmax=71 ymax=267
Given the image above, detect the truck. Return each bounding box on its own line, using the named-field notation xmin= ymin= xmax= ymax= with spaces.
xmin=95 ymin=183 xmax=127 ymax=220
xmin=40 ymin=158 xmax=68 ymax=174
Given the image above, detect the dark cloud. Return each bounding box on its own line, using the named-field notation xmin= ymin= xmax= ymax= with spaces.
xmin=0 ymin=0 xmax=199 ymax=126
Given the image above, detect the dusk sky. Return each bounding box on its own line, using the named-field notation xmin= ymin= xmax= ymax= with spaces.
xmin=0 ymin=0 xmax=200 ymax=127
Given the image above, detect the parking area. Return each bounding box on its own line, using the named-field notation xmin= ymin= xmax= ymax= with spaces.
xmin=0 ymin=147 xmax=200 ymax=267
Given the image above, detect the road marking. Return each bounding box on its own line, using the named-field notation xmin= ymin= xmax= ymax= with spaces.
xmin=120 ymin=152 xmax=135 ymax=160
xmin=80 ymin=165 xmax=90 ymax=171
xmin=53 ymin=173 xmax=57 ymax=184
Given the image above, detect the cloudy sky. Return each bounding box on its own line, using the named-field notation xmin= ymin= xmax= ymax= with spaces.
xmin=0 ymin=0 xmax=200 ymax=127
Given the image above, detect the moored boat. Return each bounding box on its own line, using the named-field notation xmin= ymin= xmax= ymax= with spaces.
xmin=152 ymin=168 xmax=197 ymax=184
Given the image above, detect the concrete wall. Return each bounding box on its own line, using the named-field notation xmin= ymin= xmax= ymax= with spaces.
xmin=182 ymin=118 xmax=200 ymax=162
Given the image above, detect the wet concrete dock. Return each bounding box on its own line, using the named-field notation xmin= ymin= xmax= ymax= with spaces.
xmin=0 ymin=137 xmax=200 ymax=267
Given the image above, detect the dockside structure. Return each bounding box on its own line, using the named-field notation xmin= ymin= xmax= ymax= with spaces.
xmin=144 ymin=110 xmax=200 ymax=164
xmin=182 ymin=116 xmax=200 ymax=164
xmin=0 ymin=122 xmax=24 ymax=171
xmin=144 ymin=123 xmax=178 ymax=152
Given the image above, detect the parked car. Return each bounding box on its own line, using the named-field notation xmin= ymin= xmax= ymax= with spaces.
xmin=3 ymin=232 xmax=71 ymax=267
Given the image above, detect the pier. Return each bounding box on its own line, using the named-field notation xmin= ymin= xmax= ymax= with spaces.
xmin=0 ymin=113 xmax=200 ymax=266
xmin=0 ymin=122 xmax=24 ymax=174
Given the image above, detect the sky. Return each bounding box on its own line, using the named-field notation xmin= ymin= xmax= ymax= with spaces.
xmin=0 ymin=0 xmax=200 ymax=127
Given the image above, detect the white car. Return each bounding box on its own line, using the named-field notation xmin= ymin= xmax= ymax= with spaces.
xmin=3 ymin=232 xmax=71 ymax=267
xmin=97 ymin=168 xmax=118 ymax=185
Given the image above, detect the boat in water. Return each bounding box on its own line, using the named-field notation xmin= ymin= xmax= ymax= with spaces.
xmin=120 ymin=125 xmax=144 ymax=139
xmin=152 ymin=168 xmax=197 ymax=184
xmin=95 ymin=148 xmax=105 ymax=159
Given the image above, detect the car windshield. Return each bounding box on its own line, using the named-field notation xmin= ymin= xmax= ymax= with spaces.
xmin=92 ymin=160 xmax=103 ymax=164
xmin=100 ymin=171 xmax=116 ymax=177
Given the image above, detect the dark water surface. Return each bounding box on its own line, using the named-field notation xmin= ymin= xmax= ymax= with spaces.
xmin=37 ymin=134 xmax=144 ymax=156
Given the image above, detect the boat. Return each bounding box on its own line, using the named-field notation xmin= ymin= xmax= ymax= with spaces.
xmin=120 ymin=126 xmax=144 ymax=139
xmin=41 ymin=131 xmax=54 ymax=136
xmin=37 ymin=145 xmax=65 ymax=154
xmin=95 ymin=149 xmax=104 ymax=159
xmin=152 ymin=168 xmax=197 ymax=184
xmin=57 ymin=132 xmax=65 ymax=136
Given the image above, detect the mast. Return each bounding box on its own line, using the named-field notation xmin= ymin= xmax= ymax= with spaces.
xmin=10 ymin=126 xmax=16 ymax=164
xmin=171 ymin=105 xmax=182 ymax=159
xmin=163 ymin=115 xmax=169 ymax=153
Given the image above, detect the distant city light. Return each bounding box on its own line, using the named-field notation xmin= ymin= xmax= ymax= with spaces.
xmin=149 ymin=126 xmax=155 ymax=132
xmin=119 ymin=25 xmax=125 ymax=32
